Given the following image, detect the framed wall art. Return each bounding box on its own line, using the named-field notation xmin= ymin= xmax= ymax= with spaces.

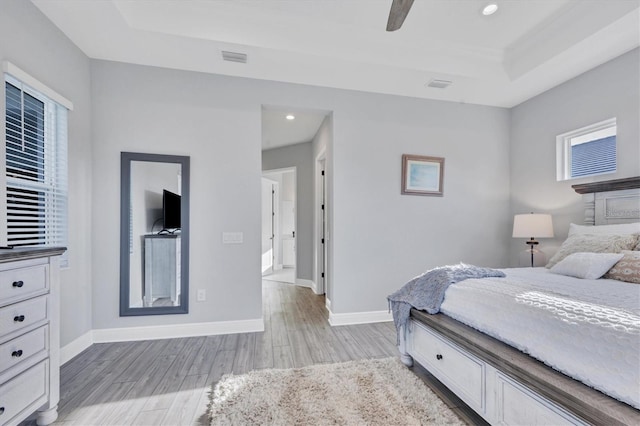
xmin=401 ymin=154 xmax=444 ymax=196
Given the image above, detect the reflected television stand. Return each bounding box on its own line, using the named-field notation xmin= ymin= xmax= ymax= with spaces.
xmin=144 ymin=233 xmax=181 ymax=307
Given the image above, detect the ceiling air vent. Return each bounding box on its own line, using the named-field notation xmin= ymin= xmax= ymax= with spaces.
xmin=426 ymin=79 xmax=452 ymax=89
xmin=222 ymin=51 xmax=247 ymax=63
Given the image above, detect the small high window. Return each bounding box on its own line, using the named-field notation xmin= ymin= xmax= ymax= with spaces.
xmin=556 ymin=118 xmax=617 ymax=181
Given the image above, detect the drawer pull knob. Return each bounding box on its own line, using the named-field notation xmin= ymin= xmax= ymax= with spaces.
xmin=12 ymin=280 xmax=24 ymax=288
xmin=11 ymin=349 xmax=23 ymax=358
xmin=0 ymin=406 xmax=4 ymax=415
xmin=14 ymin=315 xmax=25 ymax=322
xmin=436 ymin=354 xmax=443 ymax=360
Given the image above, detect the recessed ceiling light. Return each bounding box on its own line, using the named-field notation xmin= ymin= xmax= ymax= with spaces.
xmin=286 ymin=114 xmax=295 ymax=120
xmin=482 ymin=3 xmax=498 ymax=16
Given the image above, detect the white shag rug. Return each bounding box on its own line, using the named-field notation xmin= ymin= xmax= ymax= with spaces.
xmin=208 ymin=357 xmax=465 ymax=425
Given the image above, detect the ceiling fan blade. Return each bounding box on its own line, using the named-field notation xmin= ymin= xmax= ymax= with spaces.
xmin=386 ymin=0 xmax=415 ymax=31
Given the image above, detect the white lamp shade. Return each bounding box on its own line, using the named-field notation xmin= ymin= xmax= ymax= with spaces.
xmin=512 ymin=214 xmax=554 ymax=238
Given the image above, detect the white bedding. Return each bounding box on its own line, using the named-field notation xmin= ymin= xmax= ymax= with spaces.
xmin=439 ymin=267 xmax=640 ymax=409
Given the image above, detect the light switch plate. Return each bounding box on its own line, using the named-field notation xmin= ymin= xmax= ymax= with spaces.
xmin=222 ymin=232 xmax=243 ymax=244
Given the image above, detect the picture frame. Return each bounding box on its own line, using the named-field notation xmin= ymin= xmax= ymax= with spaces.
xmin=401 ymin=154 xmax=444 ymax=196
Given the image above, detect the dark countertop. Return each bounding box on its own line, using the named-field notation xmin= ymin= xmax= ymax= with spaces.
xmin=0 ymin=246 xmax=67 ymax=263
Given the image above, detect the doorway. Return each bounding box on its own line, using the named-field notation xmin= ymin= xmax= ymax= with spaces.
xmin=262 ymin=168 xmax=296 ymax=284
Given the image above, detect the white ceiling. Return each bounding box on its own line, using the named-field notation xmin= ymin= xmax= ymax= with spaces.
xmin=31 ymin=0 xmax=640 ymax=148
xmin=262 ymin=106 xmax=329 ymax=151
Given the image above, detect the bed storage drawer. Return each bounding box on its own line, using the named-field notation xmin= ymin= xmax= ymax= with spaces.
xmin=495 ymin=373 xmax=587 ymax=426
xmin=409 ymin=321 xmax=485 ymax=413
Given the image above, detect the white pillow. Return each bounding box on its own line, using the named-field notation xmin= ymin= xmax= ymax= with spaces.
xmin=568 ymin=222 xmax=640 ymax=236
xmin=550 ymin=252 xmax=624 ymax=280
xmin=546 ymin=233 xmax=639 ymax=268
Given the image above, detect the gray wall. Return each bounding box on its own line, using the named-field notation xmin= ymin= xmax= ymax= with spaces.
xmin=0 ymin=0 xmax=93 ymax=348
xmin=90 ymin=58 xmax=511 ymax=327
xmin=91 ymin=61 xmax=264 ymax=329
xmin=509 ymin=48 xmax=640 ymax=265
xmin=262 ymin=142 xmax=314 ymax=280
xmin=331 ymin=96 xmax=511 ymax=314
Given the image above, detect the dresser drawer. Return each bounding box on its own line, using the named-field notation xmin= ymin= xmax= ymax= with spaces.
xmin=410 ymin=321 xmax=485 ymax=412
xmin=0 ymin=325 xmax=47 ymax=376
xmin=0 ymin=296 xmax=48 ymax=341
xmin=0 ymin=360 xmax=48 ymax=426
xmin=0 ymin=263 xmax=48 ymax=306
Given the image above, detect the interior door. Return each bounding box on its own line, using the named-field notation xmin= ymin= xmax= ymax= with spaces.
xmin=261 ymin=178 xmax=274 ymax=275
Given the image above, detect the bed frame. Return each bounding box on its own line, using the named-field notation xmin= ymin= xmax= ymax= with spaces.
xmin=399 ymin=177 xmax=640 ymax=425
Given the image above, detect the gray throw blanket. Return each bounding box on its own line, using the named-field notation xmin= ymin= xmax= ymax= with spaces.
xmin=387 ymin=263 xmax=505 ymax=344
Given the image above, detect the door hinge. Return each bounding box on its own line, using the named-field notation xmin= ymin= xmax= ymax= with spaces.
xmin=321 ymin=238 xmax=324 ymax=244
xmin=321 ymin=170 xmax=325 ymax=176
xmin=321 ymin=204 xmax=324 ymax=210
xmin=321 ymin=272 xmax=325 ymax=278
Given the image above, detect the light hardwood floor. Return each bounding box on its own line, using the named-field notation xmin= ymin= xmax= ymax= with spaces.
xmin=23 ymin=280 xmax=484 ymax=425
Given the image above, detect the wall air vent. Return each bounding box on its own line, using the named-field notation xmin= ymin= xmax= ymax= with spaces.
xmin=426 ymin=79 xmax=453 ymax=89
xmin=222 ymin=51 xmax=248 ymax=63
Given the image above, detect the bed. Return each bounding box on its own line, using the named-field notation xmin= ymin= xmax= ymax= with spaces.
xmin=397 ymin=177 xmax=640 ymax=425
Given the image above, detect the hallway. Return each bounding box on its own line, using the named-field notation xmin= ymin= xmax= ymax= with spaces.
xmin=262 ymin=268 xmax=295 ymax=284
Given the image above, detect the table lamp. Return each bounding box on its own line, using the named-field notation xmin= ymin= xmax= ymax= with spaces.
xmin=512 ymin=213 xmax=554 ymax=267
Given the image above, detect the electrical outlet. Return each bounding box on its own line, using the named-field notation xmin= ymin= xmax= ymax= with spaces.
xmin=197 ymin=289 xmax=206 ymax=302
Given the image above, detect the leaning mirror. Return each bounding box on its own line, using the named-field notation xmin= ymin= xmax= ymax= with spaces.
xmin=120 ymin=152 xmax=190 ymax=316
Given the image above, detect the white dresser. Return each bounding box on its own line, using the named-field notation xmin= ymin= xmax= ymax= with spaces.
xmin=144 ymin=234 xmax=180 ymax=307
xmin=0 ymin=247 xmax=65 ymax=426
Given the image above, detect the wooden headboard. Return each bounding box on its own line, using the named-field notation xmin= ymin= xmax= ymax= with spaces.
xmin=572 ymin=177 xmax=640 ymax=225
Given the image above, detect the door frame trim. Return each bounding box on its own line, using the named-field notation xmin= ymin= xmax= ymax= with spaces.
xmin=314 ymin=148 xmax=327 ymax=295
xmin=261 ymin=176 xmax=278 ymax=276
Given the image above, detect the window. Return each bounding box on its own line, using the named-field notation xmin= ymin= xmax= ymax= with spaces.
xmin=4 ymin=69 xmax=69 ymax=265
xmin=556 ymin=118 xmax=617 ymax=181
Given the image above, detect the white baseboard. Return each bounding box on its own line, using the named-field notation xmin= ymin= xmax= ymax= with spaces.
xmin=328 ymin=310 xmax=393 ymax=326
xmin=60 ymin=330 xmax=93 ymax=365
xmin=60 ymin=319 xmax=265 ymax=362
xmin=325 ymin=297 xmax=332 ymax=312
xmin=91 ymin=318 xmax=264 ymax=343
xmin=295 ymin=278 xmax=314 ymax=289
xmin=307 ymin=279 xmax=324 ymax=295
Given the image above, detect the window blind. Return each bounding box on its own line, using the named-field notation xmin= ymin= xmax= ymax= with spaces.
xmin=5 ymin=76 xmax=68 ymax=262
xmin=571 ymin=136 xmax=616 ymax=178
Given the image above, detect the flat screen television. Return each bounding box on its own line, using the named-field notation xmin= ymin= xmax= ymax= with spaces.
xmin=162 ymin=189 xmax=181 ymax=230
